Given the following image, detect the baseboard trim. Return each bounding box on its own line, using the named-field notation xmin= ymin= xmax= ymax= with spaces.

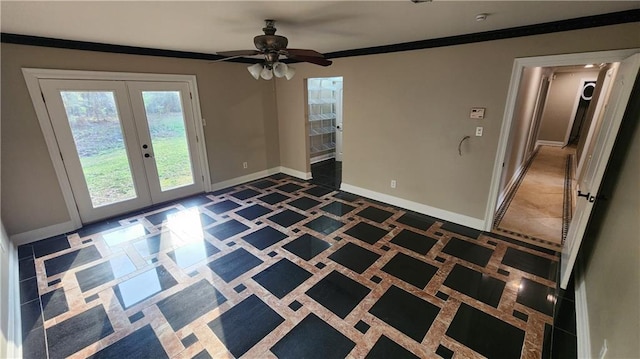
xmin=7 ymin=241 xmax=22 ymax=359
xmin=10 ymin=220 xmax=77 ymax=246
xmin=340 ymin=183 xmax=485 ymax=230
xmin=535 ymin=140 xmax=564 ymax=148
xmin=498 ymin=162 xmax=526 ymax=210
xmin=279 ymin=166 xmax=312 ymax=180
xmin=210 ymin=167 xmax=281 ymax=191
xmin=575 ymin=257 xmax=591 ymax=359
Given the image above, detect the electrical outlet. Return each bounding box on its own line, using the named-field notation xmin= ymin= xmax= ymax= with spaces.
xmin=599 ymin=339 xmax=608 ymax=359
xmin=391 ymin=180 xmax=397 ymax=188
xmin=243 ymin=162 xmax=248 ymax=169
xmin=475 ymin=126 xmax=483 ymax=136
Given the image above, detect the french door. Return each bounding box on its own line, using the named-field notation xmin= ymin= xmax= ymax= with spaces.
xmin=40 ymin=79 xmax=204 ymax=223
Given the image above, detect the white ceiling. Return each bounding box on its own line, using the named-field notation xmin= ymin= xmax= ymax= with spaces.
xmin=1 ymin=1 xmax=638 ymax=56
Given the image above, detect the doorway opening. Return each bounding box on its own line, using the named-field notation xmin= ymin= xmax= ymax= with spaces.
xmin=306 ymin=76 xmax=343 ymax=189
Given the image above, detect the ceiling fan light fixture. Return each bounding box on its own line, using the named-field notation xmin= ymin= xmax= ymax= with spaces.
xmin=248 ymin=63 xmax=263 ymax=80
xmin=273 ymin=62 xmax=288 ymax=78
xmin=285 ymin=66 xmax=296 ymax=80
xmin=260 ymin=66 xmax=273 ymax=80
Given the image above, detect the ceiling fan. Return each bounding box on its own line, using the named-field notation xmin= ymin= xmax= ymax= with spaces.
xmin=216 ymin=20 xmax=332 ymax=80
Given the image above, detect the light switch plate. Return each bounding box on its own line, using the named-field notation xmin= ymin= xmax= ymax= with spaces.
xmin=470 ymin=107 xmax=485 ymax=119
xmin=475 ymin=127 xmax=483 ymax=136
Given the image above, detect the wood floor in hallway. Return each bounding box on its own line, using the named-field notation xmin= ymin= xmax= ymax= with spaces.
xmin=494 ymin=146 xmax=575 ymax=249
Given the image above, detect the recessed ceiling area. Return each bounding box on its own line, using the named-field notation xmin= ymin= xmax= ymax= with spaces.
xmin=1 ymin=1 xmax=638 ymax=55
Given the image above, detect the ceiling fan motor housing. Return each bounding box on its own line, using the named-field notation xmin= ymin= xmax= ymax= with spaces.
xmin=254 ymin=34 xmax=288 ymax=52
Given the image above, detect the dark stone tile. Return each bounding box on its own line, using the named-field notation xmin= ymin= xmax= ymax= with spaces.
xmin=268 ymin=209 xmax=307 ymax=228
xmin=21 ymin=299 xmax=43 ymax=335
xmin=486 ymin=232 xmax=558 ymax=256
xmin=381 ymin=245 xmax=390 ymax=251
xmin=334 ymin=236 xmax=342 ymax=241
xmin=146 ymin=208 xmax=180 ymax=226
xmin=18 ymin=244 xmax=34 ymax=260
xmin=206 ymin=219 xmax=250 ymax=240
xmin=516 ymin=278 xmax=555 ymax=316
xmin=283 ymin=233 xmax=331 ymax=261
xmin=501 ymin=247 xmax=557 ymax=281
xmin=177 ymin=194 xmax=212 ymax=208
xmin=205 ymin=200 xmax=241 ymax=214
xmin=226 ymin=241 xmax=236 ymax=247
xmin=305 ymin=215 xmax=345 ymax=235
xmin=365 ymin=335 xmax=420 ymax=359
xmin=41 ymin=288 xmax=69 ymax=320
xmin=44 ymin=245 xmax=102 ymax=277
xmin=241 ymin=226 xmax=288 ymax=250
xmin=390 ymin=229 xmax=438 ymax=255
xmin=440 ymin=222 xmax=481 ymax=239
xmin=270 ymin=313 xmax=355 ymax=359
xmin=199 ymin=213 xmax=216 ymax=227
xmin=82 ymin=239 xmax=93 ymax=244
xmin=442 ymin=238 xmax=493 ymax=267
xmin=554 ymin=296 xmax=577 ymax=335
xmin=488 ymin=240 xmax=498 ymax=246
xmin=435 ymin=256 xmax=446 ymax=263
xmin=85 ymin=294 xmax=99 ymax=303
xmin=22 ymin=328 xmax=47 ymax=359
xmin=181 ymin=333 xmax=198 ymax=348
xmin=289 ymin=300 xmax=303 ymax=311
xmin=558 ymin=274 xmax=576 ymax=301
xmin=369 ymin=285 xmax=440 ymax=342
xmin=231 ymin=188 xmax=261 ymax=200
xmin=192 ymin=350 xmax=212 ymax=359
xmin=435 ymin=345 xmax=454 ymax=359
xmin=251 ymin=179 xmax=278 ymax=189
xmin=268 ymin=251 xmax=277 ymax=257
xmin=371 ymin=275 xmax=382 ymax=284
xmin=333 ymin=192 xmax=359 ymax=202
xmin=234 ymin=284 xmax=247 ymax=293
xmin=209 ymin=294 xmax=284 ymax=357
xmin=129 ymin=311 xmax=144 ymax=323
xmin=275 ymin=183 xmax=304 ymax=193
xmin=436 ymin=291 xmax=449 ymax=301
xmin=328 ymin=242 xmax=381 ymax=274
xmin=32 ymin=235 xmax=70 ymax=258
xmin=288 ymin=196 xmax=322 ymax=211
xmin=207 ymin=248 xmax=263 ymax=282
xmin=514 ymin=310 xmax=529 ymax=322
xmin=356 ymin=206 xmax=394 ymax=223
xmin=133 ymin=233 xmax=179 ymax=257
xmin=77 ymin=221 xmax=121 ymax=238
xmin=167 ymin=240 xmax=220 ymax=269
xmin=355 ymin=320 xmax=370 ymax=334
xmin=321 ymin=201 xmax=356 ymax=217
xmin=498 ymin=268 xmax=510 ymax=276
xmin=344 ymin=222 xmax=388 ymax=245
xmin=306 ymin=270 xmax=371 ymax=319
xmin=20 ymin=277 xmax=39 ymax=304
xmin=211 ymin=186 xmax=236 ymax=196
xmin=269 ymin=173 xmax=288 ymax=180
xmin=237 ymin=204 xmax=272 ymax=221
xmin=157 ymin=279 xmax=227 ymax=331
xmin=443 ymin=264 xmax=506 ymax=308
xmin=396 ymin=212 xmax=436 ymax=231
xmin=101 ymin=223 xmax=149 ymax=247
xmin=88 ymin=324 xmax=168 ymax=359
xmin=542 ymin=323 xmax=553 ymax=359
xmin=252 ymin=259 xmax=312 ymax=299
xmin=257 ymin=192 xmax=291 ymax=205
xmin=303 ymin=185 xmax=334 ymax=198
xmin=46 ymin=305 xmax=114 ymax=359
xmin=446 ymin=303 xmax=525 ymax=359
xmin=75 ymin=255 xmax=137 ymax=292
xmin=48 ymin=278 xmax=61 ymax=286
xmin=551 ymin=326 xmax=577 ymax=358
xmin=114 ymin=266 xmax=178 ymax=309
xmin=315 ymin=262 xmax=326 ymax=269
xmin=381 ymin=253 xmax=439 ymax=289
xmin=19 ymin=258 xmax=36 ymax=281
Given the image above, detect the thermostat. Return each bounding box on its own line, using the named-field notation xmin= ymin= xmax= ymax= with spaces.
xmin=470 ymin=107 xmax=485 ymax=119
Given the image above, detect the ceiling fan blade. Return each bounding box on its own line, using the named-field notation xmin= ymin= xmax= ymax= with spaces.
xmin=287 ymin=54 xmax=332 ymax=67
xmin=208 ymin=55 xmax=247 ymax=63
xmin=285 ymin=49 xmax=325 ymax=58
xmin=217 ymin=50 xmax=261 ymax=57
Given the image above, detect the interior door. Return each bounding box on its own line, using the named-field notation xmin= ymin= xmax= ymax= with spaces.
xmin=335 ymin=87 xmax=344 ymax=162
xmin=40 ymin=79 xmax=205 ymax=224
xmin=560 ymin=53 xmax=640 ymax=288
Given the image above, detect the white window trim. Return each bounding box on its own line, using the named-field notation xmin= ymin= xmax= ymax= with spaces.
xmin=22 ymin=68 xmax=212 ymax=229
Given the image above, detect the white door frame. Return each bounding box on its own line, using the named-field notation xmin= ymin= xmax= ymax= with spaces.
xmin=484 ymin=48 xmax=639 ymax=232
xmin=22 ymin=68 xmax=211 ymax=229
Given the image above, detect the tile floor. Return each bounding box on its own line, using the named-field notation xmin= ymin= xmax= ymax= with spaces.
xmin=19 ymin=174 xmax=573 ymax=358
xmin=494 ymin=146 xmax=576 ymax=249
xmin=310 ymin=159 xmax=342 ymax=189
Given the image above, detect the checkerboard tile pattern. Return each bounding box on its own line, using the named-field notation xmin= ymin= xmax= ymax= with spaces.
xmin=19 ymin=174 xmax=560 ymax=358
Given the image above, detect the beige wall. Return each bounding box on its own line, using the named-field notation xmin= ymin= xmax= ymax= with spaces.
xmin=538 ymin=68 xmax=599 ymax=143
xmin=579 ymin=77 xmax=640 ymax=358
xmin=0 ymin=222 xmax=12 ymax=358
xmin=499 ymin=66 xmax=543 ymax=195
xmin=276 ymin=23 xmax=640 ymax=221
xmin=1 ymin=44 xmax=279 ymax=235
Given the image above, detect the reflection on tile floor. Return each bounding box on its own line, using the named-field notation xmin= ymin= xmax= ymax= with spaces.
xmin=19 ymin=174 xmax=563 ymax=358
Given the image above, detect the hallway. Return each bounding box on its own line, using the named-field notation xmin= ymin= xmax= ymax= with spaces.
xmin=494 ymin=146 xmax=575 ymax=250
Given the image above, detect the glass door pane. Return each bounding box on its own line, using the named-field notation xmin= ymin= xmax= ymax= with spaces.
xmin=139 ymin=91 xmax=194 ymax=191
xmin=59 ymin=91 xmax=137 ymax=207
